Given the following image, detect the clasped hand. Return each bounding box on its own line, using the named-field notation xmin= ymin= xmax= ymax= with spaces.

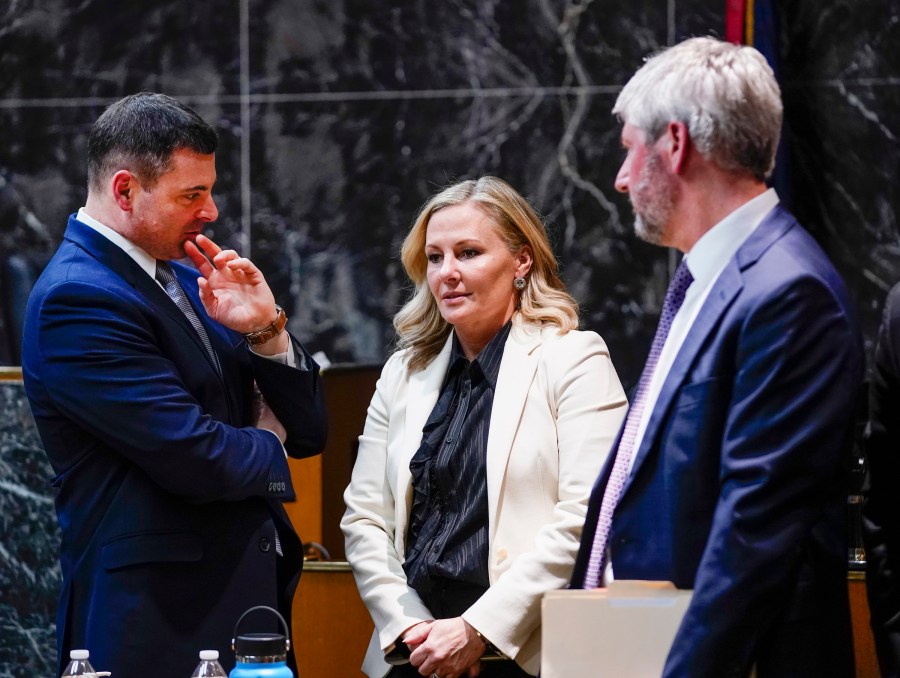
xmin=404 ymin=617 xmax=485 ymax=678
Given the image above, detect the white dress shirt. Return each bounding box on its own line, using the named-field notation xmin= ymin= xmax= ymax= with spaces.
xmin=628 ymin=189 xmax=780 ymax=473
xmin=607 ymin=188 xmax=780 ymax=583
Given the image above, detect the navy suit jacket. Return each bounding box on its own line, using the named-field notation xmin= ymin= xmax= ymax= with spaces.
xmin=22 ymin=215 xmax=326 ymax=677
xmin=570 ymin=205 xmax=863 ymax=677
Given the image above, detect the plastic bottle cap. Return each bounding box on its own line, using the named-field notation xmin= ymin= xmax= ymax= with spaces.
xmin=199 ymin=650 xmax=219 ymax=660
xmin=70 ymin=650 xmax=90 ymax=660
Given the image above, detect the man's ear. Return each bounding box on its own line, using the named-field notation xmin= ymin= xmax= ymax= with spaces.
xmin=111 ymin=170 xmax=137 ymax=211
xmin=663 ymin=121 xmax=690 ymax=174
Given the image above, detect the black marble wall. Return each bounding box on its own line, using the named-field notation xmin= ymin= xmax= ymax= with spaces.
xmin=0 ymin=380 xmax=59 ymax=676
xmin=0 ymin=1 xmax=898 ymax=673
xmin=2 ymin=1 xmax=898 ymax=383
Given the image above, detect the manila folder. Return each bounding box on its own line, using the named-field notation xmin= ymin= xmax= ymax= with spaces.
xmin=541 ymin=580 xmax=692 ymax=677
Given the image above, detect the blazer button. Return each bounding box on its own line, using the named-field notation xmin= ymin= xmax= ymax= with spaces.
xmin=259 ymin=537 xmax=271 ymax=553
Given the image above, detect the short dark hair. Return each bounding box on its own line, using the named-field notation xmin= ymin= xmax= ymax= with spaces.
xmin=87 ymin=92 xmax=218 ymax=191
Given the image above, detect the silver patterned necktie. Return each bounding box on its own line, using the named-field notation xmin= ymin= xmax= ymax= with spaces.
xmin=155 ymin=261 xmax=222 ymax=377
xmin=583 ymin=260 xmax=694 ymax=588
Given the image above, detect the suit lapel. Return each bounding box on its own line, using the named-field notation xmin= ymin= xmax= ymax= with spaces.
xmin=64 ymin=216 xmax=226 ymax=383
xmin=396 ymin=321 xmax=542 ymax=534
xmin=133 ymin=261 xmax=227 ymax=384
xmin=621 ymin=264 xmax=743 ymax=495
xmin=169 ymin=261 xmax=234 ymax=379
xmin=485 ymin=320 xmax=542 ymax=532
xmin=401 ymin=334 xmax=453 ymax=474
xmin=620 ymin=207 xmax=796 ymax=496
xmin=391 ymin=336 xmax=452 ymax=542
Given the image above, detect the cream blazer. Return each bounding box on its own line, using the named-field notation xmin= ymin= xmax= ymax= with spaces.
xmin=341 ymin=317 xmax=627 ymax=676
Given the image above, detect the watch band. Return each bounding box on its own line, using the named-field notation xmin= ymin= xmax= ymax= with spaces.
xmin=243 ymin=305 xmax=287 ymax=346
xmin=383 ymin=639 xmax=412 ymax=666
xmin=472 ymin=627 xmax=505 ymax=659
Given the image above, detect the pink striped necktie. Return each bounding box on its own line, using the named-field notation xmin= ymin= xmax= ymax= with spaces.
xmin=583 ymin=260 xmax=694 ymax=588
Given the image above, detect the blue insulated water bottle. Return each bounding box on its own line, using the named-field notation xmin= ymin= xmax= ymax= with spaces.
xmin=229 ymin=606 xmax=294 ymax=678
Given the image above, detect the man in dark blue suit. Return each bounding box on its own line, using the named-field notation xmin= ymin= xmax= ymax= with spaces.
xmin=22 ymin=93 xmax=326 ymax=677
xmin=570 ymin=38 xmax=863 ymax=676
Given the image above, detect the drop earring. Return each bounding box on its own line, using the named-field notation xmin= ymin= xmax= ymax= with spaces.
xmin=514 ymin=276 xmax=526 ymax=290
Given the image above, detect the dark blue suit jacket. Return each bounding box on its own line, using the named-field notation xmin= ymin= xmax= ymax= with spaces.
xmin=571 ymin=205 xmax=863 ymax=677
xmin=22 ymin=215 xmax=326 ymax=677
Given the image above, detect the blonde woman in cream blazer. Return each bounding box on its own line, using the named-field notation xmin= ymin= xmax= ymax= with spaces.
xmin=342 ymin=177 xmax=627 ymax=678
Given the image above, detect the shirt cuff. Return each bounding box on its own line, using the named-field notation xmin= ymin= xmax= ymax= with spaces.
xmin=251 ymin=341 xmax=308 ymax=370
xmin=258 ymin=427 xmax=288 ymax=459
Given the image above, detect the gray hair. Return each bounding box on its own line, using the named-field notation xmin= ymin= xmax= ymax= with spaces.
xmin=613 ymin=37 xmax=783 ymax=181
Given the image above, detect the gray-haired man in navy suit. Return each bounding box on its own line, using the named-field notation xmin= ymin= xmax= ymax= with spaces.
xmin=571 ymin=37 xmax=862 ymax=678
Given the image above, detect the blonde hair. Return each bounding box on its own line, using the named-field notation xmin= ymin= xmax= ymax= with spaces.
xmin=394 ymin=176 xmax=578 ymax=372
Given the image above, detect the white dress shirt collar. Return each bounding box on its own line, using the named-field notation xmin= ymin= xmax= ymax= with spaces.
xmin=630 ymin=187 xmax=781 ymax=466
xmin=77 ymin=207 xmax=158 ymax=279
xmin=683 ymin=188 xmax=780 ymax=288
xmin=606 ymin=187 xmax=780 ymax=585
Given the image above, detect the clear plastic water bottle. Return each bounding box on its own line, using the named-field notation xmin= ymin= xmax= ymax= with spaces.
xmin=192 ymin=650 xmax=227 ymax=677
xmin=62 ymin=649 xmax=96 ymax=677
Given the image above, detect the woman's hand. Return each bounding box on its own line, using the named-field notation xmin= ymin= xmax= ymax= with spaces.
xmin=407 ymin=617 xmax=485 ymax=678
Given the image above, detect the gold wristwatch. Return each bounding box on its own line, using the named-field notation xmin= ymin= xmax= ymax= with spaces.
xmin=243 ymin=305 xmax=287 ymax=346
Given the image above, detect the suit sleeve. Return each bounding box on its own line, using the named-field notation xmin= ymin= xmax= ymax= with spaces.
xmin=341 ymin=351 xmax=435 ymax=650
xmin=863 ymin=283 xmax=900 ymax=676
xmin=250 ymin=336 xmax=327 ymax=459
xmin=32 ymin=279 xmax=297 ymax=503
xmin=664 ymin=275 xmax=862 ymax=677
